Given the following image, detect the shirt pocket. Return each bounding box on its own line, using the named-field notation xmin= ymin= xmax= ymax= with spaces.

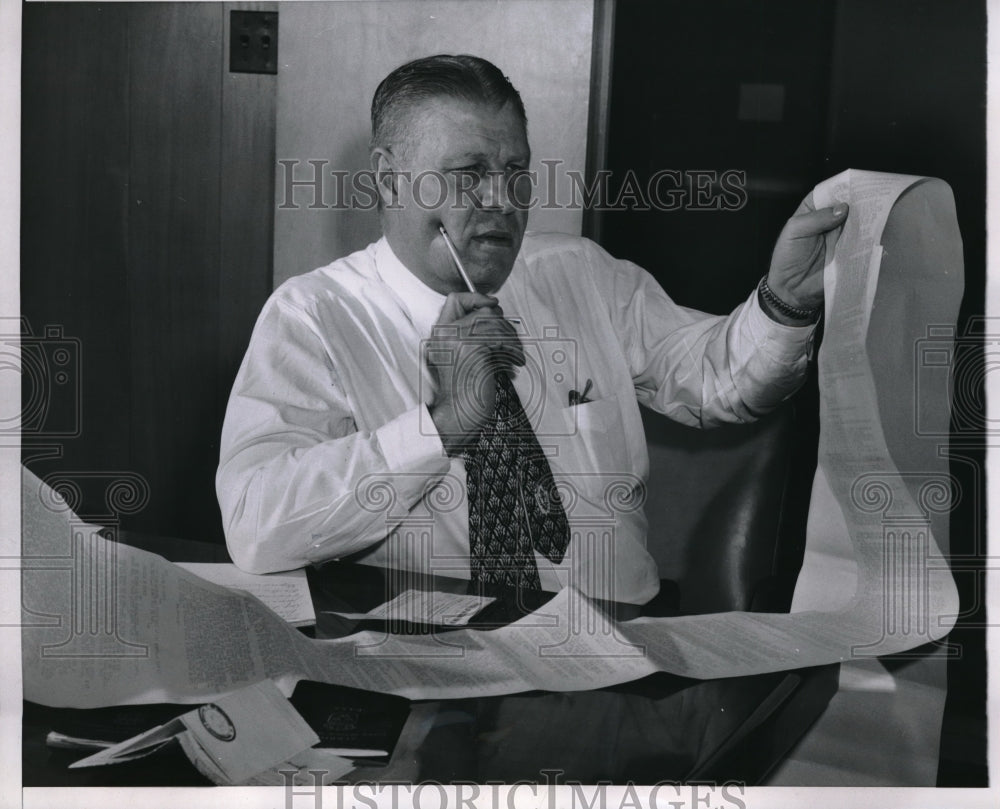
xmin=556 ymin=393 xmax=633 ymax=485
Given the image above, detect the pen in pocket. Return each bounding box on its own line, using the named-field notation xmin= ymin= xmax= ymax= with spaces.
xmin=568 ymin=378 xmax=593 ymax=406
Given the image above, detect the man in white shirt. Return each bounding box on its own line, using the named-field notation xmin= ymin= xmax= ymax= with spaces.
xmin=217 ymin=54 xmax=846 ymax=604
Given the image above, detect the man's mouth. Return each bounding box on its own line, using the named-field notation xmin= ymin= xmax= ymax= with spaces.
xmin=470 ymin=230 xmax=515 ymax=248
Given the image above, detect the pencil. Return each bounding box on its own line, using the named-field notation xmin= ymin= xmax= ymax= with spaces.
xmin=438 ymin=225 xmax=477 ymax=293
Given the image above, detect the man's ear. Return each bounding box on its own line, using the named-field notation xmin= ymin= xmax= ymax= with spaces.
xmin=370 ymin=148 xmax=398 ymax=208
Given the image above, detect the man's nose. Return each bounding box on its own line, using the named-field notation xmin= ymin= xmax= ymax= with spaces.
xmin=479 ymin=171 xmax=517 ymax=214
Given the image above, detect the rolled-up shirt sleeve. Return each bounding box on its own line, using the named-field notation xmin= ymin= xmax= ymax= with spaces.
xmin=589 ymin=240 xmax=815 ymax=427
xmin=216 ymin=297 xmax=448 ymax=573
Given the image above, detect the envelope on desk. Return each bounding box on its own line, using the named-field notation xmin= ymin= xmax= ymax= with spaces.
xmin=66 ymin=718 xmax=183 ymax=767
xmin=70 ymin=679 xmax=319 ymax=784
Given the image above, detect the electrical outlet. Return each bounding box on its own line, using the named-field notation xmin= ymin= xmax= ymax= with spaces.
xmin=230 ymin=11 xmax=277 ymax=75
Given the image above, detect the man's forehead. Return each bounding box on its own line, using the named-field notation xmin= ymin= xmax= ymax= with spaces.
xmin=404 ymin=96 xmax=529 ymax=156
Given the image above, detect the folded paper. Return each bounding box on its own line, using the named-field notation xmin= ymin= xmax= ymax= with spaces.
xmin=70 ymin=679 xmax=318 ymax=785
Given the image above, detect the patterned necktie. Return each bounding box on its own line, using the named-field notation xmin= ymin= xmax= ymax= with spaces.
xmin=463 ymin=369 xmax=571 ymax=589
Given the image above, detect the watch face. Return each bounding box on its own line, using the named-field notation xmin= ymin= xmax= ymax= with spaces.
xmin=198 ymin=703 xmax=237 ymax=742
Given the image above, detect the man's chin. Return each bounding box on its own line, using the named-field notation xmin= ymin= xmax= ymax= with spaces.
xmin=464 ymin=234 xmax=521 ymax=293
xmin=467 ymin=257 xmax=517 ymax=293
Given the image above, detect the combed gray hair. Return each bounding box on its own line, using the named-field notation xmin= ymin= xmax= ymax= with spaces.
xmin=370 ymin=54 xmax=527 ymax=155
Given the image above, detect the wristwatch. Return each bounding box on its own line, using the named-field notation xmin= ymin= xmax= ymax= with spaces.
xmin=757 ymin=275 xmax=822 ymax=324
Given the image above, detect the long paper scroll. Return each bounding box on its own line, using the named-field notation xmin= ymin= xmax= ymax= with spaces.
xmin=21 ymin=170 xmax=962 ymax=707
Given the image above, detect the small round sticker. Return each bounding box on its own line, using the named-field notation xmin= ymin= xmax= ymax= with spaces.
xmin=198 ymin=703 xmax=236 ymax=742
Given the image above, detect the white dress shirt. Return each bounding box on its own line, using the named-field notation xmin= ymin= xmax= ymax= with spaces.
xmin=217 ymin=232 xmax=815 ymax=604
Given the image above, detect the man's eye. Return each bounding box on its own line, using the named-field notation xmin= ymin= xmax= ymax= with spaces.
xmin=449 ymin=169 xmax=482 ymax=191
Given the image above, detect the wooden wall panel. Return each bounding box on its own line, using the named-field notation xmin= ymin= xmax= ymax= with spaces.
xmin=219 ymin=4 xmax=278 ymax=416
xmin=127 ymin=3 xmax=224 ymax=540
xmin=21 ymin=4 xmax=131 ymax=511
xmin=23 ymin=3 xmax=276 ymax=543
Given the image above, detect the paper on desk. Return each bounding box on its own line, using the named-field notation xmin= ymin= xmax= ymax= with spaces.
xmin=20 ymin=170 xmax=962 ymax=706
xmin=71 ymin=680 xmax=318 ymax=785
xmin=176 ymin=562 xmax=315 ymax=626
xmin=176 ymin=679 xmax=319 ymax=784
xmin=325 ymin=588 xmax=494 ymax=626
xmin=22 ymin=488 xmax=647 ymax=703
xmin=21 ymin=489 xmax=316 ymax=707
xmin=297 ymin=586 xmax=657 ymax=700
xmin=20 ymin=482 xmax=653 ymax=703
xmin=67 ymin=718 xmax=184 ymax=767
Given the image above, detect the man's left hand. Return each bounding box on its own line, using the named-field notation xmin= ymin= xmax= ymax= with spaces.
xmin=766 ymin=195 xmax=849 ymax=312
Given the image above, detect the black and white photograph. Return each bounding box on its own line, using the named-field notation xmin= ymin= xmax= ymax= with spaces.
xmin=4 ymin=1 xmax=994 ymax=807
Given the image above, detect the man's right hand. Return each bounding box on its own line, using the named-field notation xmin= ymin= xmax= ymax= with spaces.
xmin=426 ymin=292 xmax=525 ymax=455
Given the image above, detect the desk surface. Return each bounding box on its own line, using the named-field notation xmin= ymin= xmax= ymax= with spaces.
xmin=22 ymin=533 xmax=838 ymax=786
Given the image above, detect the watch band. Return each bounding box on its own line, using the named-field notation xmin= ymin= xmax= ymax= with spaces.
xmin=758 ymin=275 xmax=822 ymax=323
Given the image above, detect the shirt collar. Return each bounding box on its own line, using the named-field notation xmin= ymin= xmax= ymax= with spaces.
xmin=374 ymin=237 xmax=447 ymax=338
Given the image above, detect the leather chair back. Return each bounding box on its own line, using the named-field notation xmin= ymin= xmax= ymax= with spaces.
xmin=642 ymin=401 xmax=813 ymax=614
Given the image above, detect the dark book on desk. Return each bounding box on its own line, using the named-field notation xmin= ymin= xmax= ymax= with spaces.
xmin=289 ymin=680 xmax=411 ymax=761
